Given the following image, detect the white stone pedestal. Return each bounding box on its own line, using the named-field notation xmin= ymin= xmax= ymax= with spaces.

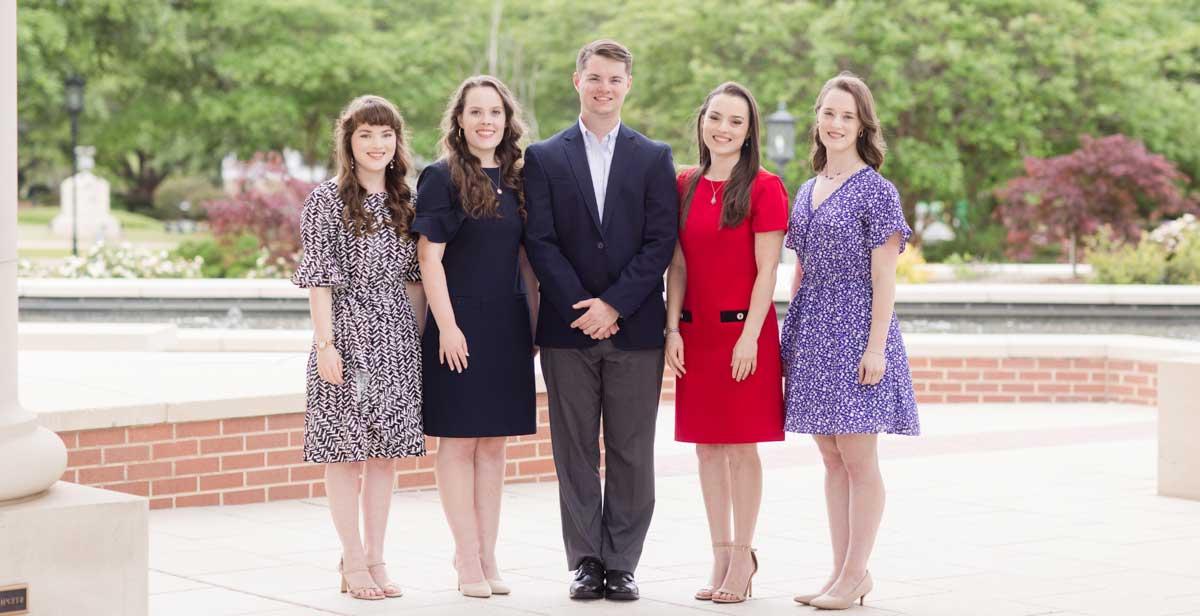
xmin=51 ymin=166 xmax=122 ymax=242
xmin=1158 ymin=357 xmax=1200 ymax=500
xmin=0 ymin=482 xmax=148 ymax=616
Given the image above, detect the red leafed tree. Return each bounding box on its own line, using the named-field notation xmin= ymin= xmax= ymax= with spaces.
xmin=995 ymin=134 xmax=1195 ymax=273
xmin=204 ymin=152 xmax=316 ymax=264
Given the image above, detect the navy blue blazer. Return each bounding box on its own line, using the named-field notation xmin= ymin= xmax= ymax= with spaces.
xmin=523 ymin=123 xmax=678 ymax=350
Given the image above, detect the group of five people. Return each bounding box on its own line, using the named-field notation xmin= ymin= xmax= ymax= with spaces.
xmin=292 ymin=38 xmax=919 ymax=609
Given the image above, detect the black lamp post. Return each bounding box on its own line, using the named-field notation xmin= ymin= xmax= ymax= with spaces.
xmin=765 ymin=101 xmax=797 ymax=175
xmin=64 ymin=74 xmax=85 ymax=256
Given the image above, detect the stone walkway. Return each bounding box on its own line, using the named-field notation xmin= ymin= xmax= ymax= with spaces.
xmin=146 ymin=403 xmax=1200 ymax=616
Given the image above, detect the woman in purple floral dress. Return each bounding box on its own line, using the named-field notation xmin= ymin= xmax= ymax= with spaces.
xmin=781 ymin=72 xmax=918 ymax=610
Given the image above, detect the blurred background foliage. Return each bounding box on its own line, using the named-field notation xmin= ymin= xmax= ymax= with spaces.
xmin=16 ymin=0 xmax=1200 ymax=265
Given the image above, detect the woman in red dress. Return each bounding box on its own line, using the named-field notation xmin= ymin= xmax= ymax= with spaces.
xmin=665 ymin=82 xmax=787 ymax=604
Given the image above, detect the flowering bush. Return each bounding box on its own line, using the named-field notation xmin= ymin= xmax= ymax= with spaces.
xmin=1086 ymin=216 xmax=1200 ymax=284
xmin=204 ymin=152 xmax=315 ymax=268
xmin=247 ymin=250 xmax=295 ymax=279
xmin=18 ymin=242 xmax=203 ymax=279
xmin=1147 ymin=213 xmax=1199 ymax=253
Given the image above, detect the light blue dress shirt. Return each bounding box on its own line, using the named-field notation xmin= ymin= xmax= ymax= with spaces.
xmin=578 ymin=117 xmax=620 ymax=222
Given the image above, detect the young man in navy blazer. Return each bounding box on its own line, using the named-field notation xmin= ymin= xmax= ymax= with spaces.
xmin=523 ymin=39 xmax=677 ymax=601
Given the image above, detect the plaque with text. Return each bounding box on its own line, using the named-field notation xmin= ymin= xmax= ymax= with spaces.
xmin=0 ymin=585 xmax=27 ymax=615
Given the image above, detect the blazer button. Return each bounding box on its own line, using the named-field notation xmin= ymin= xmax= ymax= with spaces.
xmin=737 ymin=312 xmax=745 ymax=320
xmin=597 ymin=241 xmax=606 ymax=250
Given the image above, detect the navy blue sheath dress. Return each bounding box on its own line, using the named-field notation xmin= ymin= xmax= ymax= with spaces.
xmin=412 ymin=159 xmax=536 ymax=438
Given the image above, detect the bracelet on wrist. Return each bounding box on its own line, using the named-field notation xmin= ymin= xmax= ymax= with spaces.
xmin=665 ymin=327 xmax=680 ymax=335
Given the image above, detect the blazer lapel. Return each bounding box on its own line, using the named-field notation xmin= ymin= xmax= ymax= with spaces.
xmin=562 ymin=127 xmax=603 ymax=233
xmin=601 ymin=126 xmax=638 ymax=235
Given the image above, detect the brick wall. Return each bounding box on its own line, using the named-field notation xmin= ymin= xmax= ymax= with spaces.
xmin=56 ymin=355 xmax=1156 ymax=509
xmin=57 ymin=393 xmax=557 ymax=510
xmin=909 ymin=357 xmax=1158 ymax=406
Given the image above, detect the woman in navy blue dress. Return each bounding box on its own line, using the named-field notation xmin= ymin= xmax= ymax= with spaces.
xmin=413 ymin=75 xmax=538 ymax=598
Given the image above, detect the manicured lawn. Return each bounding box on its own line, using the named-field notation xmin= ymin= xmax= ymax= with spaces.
xmin=17 ymin=207 xmax=211 ymax=260
xmin=17 ymin=206 xmax=165 ymax=230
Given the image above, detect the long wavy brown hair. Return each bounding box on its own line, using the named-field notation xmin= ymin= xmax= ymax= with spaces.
xmin=680 ymin=82 xmax=763 ymax=229
xmin=438 ymin=76 xmax=527 ymax=219
xmin=333 ymin=95 xmax=415 ymax=237
xmin=809 ymin=71 xmax=887 ymax=173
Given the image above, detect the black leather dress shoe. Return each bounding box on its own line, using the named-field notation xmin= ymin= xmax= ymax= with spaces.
xmin=605 ymin=569 xmax=639 ymax=601
xmin=569 ymin=557 xmax=605 ymax=600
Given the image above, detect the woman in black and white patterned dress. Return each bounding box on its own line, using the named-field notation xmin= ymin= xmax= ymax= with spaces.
xmin=291 ymin=95 xmax=426 ymax=601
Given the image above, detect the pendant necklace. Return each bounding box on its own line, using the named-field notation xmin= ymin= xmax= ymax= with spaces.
xmin=705 ymin=176 xmax=724 ymax=204
xmin=484 ymin=168 xmax=503 ymax=195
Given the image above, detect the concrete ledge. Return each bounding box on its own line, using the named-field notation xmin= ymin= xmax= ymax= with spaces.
xmin=174 ymin=328 xmax=310 ymax=352
xmin=1157 ymin=357 xmax=1200 ymax=501
xmin=22 ymin=351 xmax=308 ymax=432
xmin=769 ymin=269 xmax=1200 ymax=304
xmin=0 ymin=481 xmax=147 ymax=615
xmin=921 ymin=262 xmax=1093 ymax=282
xmin=17 ymin=278 xmax=302 ymax=299
xmin=21 ymin=322 xmax=1200 ymax=360
xmin=18 ymin=276 xmax=1200 ymax=306
xmin=18 ymin=322 xmax=178 ymax=351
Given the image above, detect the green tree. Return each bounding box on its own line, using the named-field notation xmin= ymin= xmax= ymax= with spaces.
xmin=17 ymin=0 xmax=1200 ymax=242
xmin=17 ymin=1 xmax=181 ymax=203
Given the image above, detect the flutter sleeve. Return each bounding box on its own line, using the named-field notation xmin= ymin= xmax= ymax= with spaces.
xmin=291 ymin=185 xmax=345 ymax=288
xmin=863 ymin=179 xmax=912 ymax=254
xmin=411 ymin=161 xmax=466 ymax=245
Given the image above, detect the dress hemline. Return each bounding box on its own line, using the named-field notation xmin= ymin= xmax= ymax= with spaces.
xmin=783 ymin=427 xmax=920 ymax=437
xmin=302 ymin=449 xmax=428 ymax=464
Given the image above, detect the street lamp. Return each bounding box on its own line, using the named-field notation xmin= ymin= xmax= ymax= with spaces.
xmin=765 ymin=101 xmax=796 ymax=174
xmin=64 ymin=74 xmax=85 ymax=256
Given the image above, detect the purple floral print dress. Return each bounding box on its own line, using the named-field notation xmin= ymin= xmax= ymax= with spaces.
xmin=780 ymin=167 xmax=920 ymax=435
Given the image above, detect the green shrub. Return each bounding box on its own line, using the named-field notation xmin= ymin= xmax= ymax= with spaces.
xmin=172 ymin=232 xmax=290 ymax=279
xmin=1165 ymin=233 xmax=1200 ymax=284
xmin=173 ymin=234 xmax=253 ymax=278
xmin=1087 ymin=216 xmax=1200 ymax=285
xmin=153 ymin=175 xmax=225 ymax=221
xmin=1086 ymin=228 xmax=1168 ymax=284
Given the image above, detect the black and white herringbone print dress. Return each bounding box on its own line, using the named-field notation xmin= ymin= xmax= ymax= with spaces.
xmin=291 ymin=181 xmax=425 ymax=462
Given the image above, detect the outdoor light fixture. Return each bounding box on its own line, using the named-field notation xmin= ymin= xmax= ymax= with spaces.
xmin=64 ymin=73 xmax=85 ymax=256
xmin=765 ymin=101 xmax=796 ymax=173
